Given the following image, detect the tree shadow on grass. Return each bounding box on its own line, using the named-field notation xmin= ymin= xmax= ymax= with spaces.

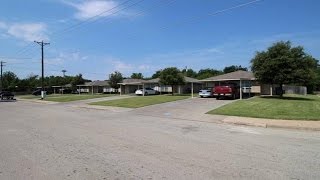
xmin=260 ymin=96 xmax=315 ymax=101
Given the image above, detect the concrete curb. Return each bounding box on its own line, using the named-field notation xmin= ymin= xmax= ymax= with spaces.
xmin=75 ymin=105 xmax=133 ymax=112
xmin=221 ymin=116 xmax=320 ymax=131
xmin=16 ymin=98 xmax=59 ymax=105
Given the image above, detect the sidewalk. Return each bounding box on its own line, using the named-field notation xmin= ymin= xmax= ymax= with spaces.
xmin=220 ymin=116 xmax=320 ymax=131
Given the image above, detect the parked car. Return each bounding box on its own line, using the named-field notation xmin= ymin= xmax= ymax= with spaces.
xmin=213 ymin=85 xmax=240 ymax=100
xmin=135 ymin=88 xmax=159 ymax=95
xmin=199 ymin=88 xmax=213 ymax=98
xmin=0 ymin=91 xmax=15 ymax=100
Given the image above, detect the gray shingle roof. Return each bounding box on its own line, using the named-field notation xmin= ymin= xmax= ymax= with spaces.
xmin=144 ymin=76 xmax=201 ymax=84
xmin=78 ymin=80 xmax=110 ymax=86
xmin=118 ymin=78 xmax=147 ymax=85
xmin=200 ymin=70 xmax=255 ymax=81
xmin=184 ymin=76 xmax=201 ymax=83
xmin=117 ymin=76 xmax=201 ymax=85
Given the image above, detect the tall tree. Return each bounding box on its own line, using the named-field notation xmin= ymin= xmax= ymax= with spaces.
xmin=71 ymin=74 xmax=86 ymax=90
xmin=109 ymin=71 xmax=123 ymax=91
xmin=316 ymin=65 xmax=320 ymax=91
xmin=130 ymin=72 xmax=143 ymax=79
xmin=159 ymin=67 xmax=185 ymax=95
xmin=223 ymin=65 xmax=248 ymax=74
xmin=197 ymin=68 xmax=222 ymax=79
xmin=151 ymin=70 xmax=162 ymax=79
xmin=181 ymin=68 xmax=197 ymax=78
xmin=251 ymin=41 xmax=318 ymax=96
xmin=2 ymin=71 xmax=19 ymax=91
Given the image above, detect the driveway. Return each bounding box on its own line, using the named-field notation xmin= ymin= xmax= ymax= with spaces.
xmin=132 ymin=97 xmax=234 ymax=121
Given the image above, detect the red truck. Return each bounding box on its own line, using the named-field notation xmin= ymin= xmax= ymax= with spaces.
xmin=213 ymin=85 xmax=240 ymax=100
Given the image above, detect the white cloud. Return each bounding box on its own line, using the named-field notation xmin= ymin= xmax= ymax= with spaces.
xmin=65 ymin=0 xmax=124 ymax=20
xmin=47 ymin=51 xmax=87 ymax=65
xmin=106 ymin=59 xmax=134 ymax=72
xmin=0 ymin=21 xmax=7 ymax=29
xmin=0 ymin=22 xmax=49 ymax=42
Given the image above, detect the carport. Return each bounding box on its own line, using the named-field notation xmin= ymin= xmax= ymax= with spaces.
xmin=118 ymin=77 xmax=202 ymax=98
xmin=200 ymin=70 xmax=257 ymax=99
xmin=52 ymin=84 xmax=72 ymax=94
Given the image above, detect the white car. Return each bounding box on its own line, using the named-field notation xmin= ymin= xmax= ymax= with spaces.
xmin=135 ymin=88 xmax=158 ymax=96
xmin=199 ymin=88 xmax=213 ymax=98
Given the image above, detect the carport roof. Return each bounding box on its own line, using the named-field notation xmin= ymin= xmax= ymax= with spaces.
xmin=52 ymin=83 xmax=72 ymax=88
xmin=184 ymin=76 xmax=201 ymax=83
xmin=77 ymin=80 xmax=110 ymax=87
xmin=118 ymin=78 xmax=147 ymax=85
xmin=200 ymin=70 xmax=256 ymax=82
xmin=118 ymin=76 xmax=201 ymax=85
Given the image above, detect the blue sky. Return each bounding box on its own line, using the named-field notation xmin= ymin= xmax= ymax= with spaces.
xmin=0 ymin=0 xmax=320 ymax=80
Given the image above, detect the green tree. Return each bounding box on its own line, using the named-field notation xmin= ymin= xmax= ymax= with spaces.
xmin=316 ymin=65 xmax=320 ymax=91
xmin=223 ymin=65 xmax=248 ymax=74
xmin=25 ymin=74 xmax=40 ymax=89
xmin=251 ymin=41 xmax=318 ymax=96
xmin=71 ymin=74 xmax=86 ymax=90
xmin=109 ymin=71 xmax=123 ymax=91
xmin=181 ymin=68 xmax=197 ymax=78
xmin=196 ymin=68 xmax=222 ymax=79
xmin=151 ymin=70 xmax=162 ymax=79
xmin=159 ymin=67 xmax=185 ymax=95
xmin=130 ymin=72 xmax=143 ymax=79
xmin=1 ymin=71 xmax=19 ymax=91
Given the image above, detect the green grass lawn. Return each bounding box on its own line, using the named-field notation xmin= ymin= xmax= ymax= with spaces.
xmin=18 ymin=94 xmax=116 ymax=102
xmin=207 ymin=95 xmax=320 ymax=120
xmin=90 ymin=95 xmax=189 ymax=108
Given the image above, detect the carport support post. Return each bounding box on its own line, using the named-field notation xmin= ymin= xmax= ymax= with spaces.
xmin=240 ymin=79 xmax=242 ymax=100
xmin=92 ymin=85 xmax=93 ymax=95
xmin=191 ymin=82 xmax=194 ymax=98
xmin=143 ymin=83 xmax=145 ymax=96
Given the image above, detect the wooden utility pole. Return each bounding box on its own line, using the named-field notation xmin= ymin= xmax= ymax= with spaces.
xmin=34 ymin=41 xmax=50 ymax=99
xmin=0 ymin=61 xmax=5 ymax=91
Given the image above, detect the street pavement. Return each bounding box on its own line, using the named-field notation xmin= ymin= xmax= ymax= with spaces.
xmin=0 ymin=98 xmax=319 ymax=179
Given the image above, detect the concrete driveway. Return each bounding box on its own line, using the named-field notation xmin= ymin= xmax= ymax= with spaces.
xmin=132 ymin=97 xmax=234 ymax=121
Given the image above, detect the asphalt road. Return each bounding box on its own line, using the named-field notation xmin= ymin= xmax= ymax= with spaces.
xmin=0 ymin=99 xmax=319 ymax=179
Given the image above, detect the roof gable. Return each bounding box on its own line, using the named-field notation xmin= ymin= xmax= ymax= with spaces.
xmin=201 ymin=70 xmax=255 ymax=81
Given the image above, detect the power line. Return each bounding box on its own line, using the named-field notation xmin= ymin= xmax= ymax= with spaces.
xmin=22 ymin=0 xmax=146 ymax=75
xmin=160 ymin=0 xmax=263 ymax=31
xmin=12 ymin=0 xmax=138 ymax=58
xmin=46 ymin=0 xmax=146 ymax=47
xmin=77 ymin=0 xmax=262 ymax=52
xmin=50 ymin=0 xmax=136 ymax=38
xmin=80 ymin=0 xmax=177 ymax=50
xmin=0 ymin=57 xmax=32 ymax=60
xmin=16 ymin=0 xmax=146 ymax=68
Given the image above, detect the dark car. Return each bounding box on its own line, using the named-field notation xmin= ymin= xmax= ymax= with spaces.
xmin=0 ymin=91 xmax=15 ymax=100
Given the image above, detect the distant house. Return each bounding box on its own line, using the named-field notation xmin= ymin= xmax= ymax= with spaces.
xmin=77 ymin=80 xmax=118 ymax=94
xmin=201 ymin=70 xmax=258 ymax=88
xmin=51 ymin=83 xmax=72 ymax=94
xmin=118 ymin=76 xmax=202 ymax=95
xmin=118 ymin=79 xmax=146 ymax=94
xmin=200 ymin=70 xmax=307 ymax=97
